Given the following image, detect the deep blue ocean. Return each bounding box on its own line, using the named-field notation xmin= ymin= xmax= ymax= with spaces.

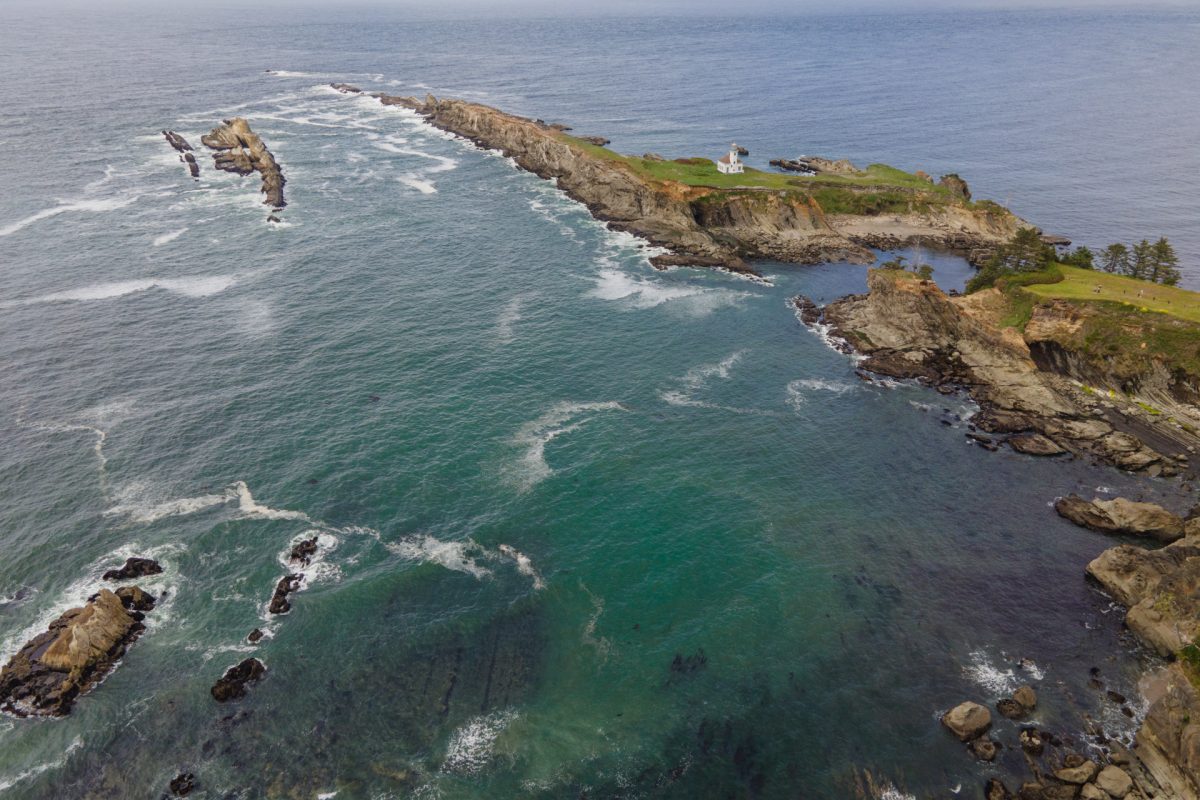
xmin=0 ymin=4 xmax=1197 ymax=798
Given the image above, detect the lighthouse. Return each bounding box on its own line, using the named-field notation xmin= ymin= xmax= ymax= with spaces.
xmin=716 ymin=142 xmax=744 ymax=175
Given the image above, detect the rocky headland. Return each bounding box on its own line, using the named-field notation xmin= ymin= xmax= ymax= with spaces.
xmin=201 ymin=117 xmax=286 ymax=210
xmin=807 ymin=269 xmax=1200 ymax=476
xmin=342 ymin=87 xmax=1023 ymax=275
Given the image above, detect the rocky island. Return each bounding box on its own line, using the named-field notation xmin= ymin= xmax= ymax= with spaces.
xmin=338 ymin=86 xmax=1023 ymax=275
xmin=201 ymin=117 xmax=286 ymax=211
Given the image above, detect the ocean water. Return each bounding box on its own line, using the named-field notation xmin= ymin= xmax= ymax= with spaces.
xmin=0 ymin=5 xmax=1196 ymax=798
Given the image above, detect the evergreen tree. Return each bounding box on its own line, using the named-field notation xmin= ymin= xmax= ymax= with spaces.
xmin=1150 ymin=237 xmax=1181 ymax=286
xmin=915 ymin=264 xmax=934 ymax=281
xmin=1064 ymin=246 xmax=1094 ymax=269
xmin=1100 ymin=243 xmax=1129 ymax=275
xmin=1130 ymin=239 xmax=1154 ymax=280
xmin=879 ymin=255 xmax=907 ymax=270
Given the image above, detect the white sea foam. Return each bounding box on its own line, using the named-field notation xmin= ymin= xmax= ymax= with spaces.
xmin=0 ymin=196 xmax=139 ymax=237
xmin=785 ymin=378 xmax=856 ymax=410
xmin=660 ymin=351 xmax=776 ymax=416
xmin=963 ymin=649 xmax=1030 ymax=697
xmin=386 ymin=536 xmax=492 ymax=579
xmin=589 ymin=269 xmax=748 ymax=316
xmin=510 ymin=401 xmax=626 ymax=491
xmin=230 ymin=481 xmax=313 ymax=522
xmin=441 ymin=710 xmax=518 ymax=774
xmin=498 ymin=544 xmax=545 ymax=590
xmin=397 ymin=174 xmax=437 ymax=194
xmin=152 ymin=227 xmax=188 ymax=246
xmin=0 ymin=737 xmax=83 ymax=792
xmin=9 ymin=275 xmax=237 ymax=307
xmin=876 ymin=786 xmax=917 ymax=800
xmin=494 ymin=295 xmax=532 ymax=345
xmin=106 ymin=487 xmax=229 ymax=525
xmin=21 ymin=420 xmax=110 ymax=494
xmin=580 ymin=583 xmax=613 ymax=657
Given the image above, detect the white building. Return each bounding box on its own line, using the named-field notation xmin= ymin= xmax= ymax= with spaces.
xmin=717 ymin=143 xmax=744 ymax=175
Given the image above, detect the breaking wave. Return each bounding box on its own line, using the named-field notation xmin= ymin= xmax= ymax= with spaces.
xmin=386 ymin=535 xmax=492 ymax=579
xmin=152 ymin=227 xmax=188 ymax=246
xmin=8 ymin=275 xmax=237 ymax=307
xmin=441 ymin=710 xmax=518 ymax=774
xmin=0 ymin=196 xmax=139 ymax=238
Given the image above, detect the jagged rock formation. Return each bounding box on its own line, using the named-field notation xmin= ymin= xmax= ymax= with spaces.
xmin=201 ymin=118 xmax=286 ymax=209
xmin=1056 ymin=495 xmax=1195 ymax=542
xmin=211 ymin=658 xmax=265 ymax=702
xmin=0 ymin=587 xmax=154 ymax=716
xmin=1086 ymin=534 xmax=1200 ymax=799
xmin=358 ymin=93 xmax=1022 ymax=275
xmin=938 ymin=173 xmax=971 ymax=200
xmin=810 ymin=270 xmax=1199 ymax=476
xmin=329 ymin=83 xmax=361 ymax=94
xmin=103 ymin=556 xmax=163 ymax=581
xmin=162 ymin=130 xmax=200 ymax=178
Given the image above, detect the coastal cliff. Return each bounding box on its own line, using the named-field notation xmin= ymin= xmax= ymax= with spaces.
xmin=815 ymin=270 xmax=1200 ymax=476
xmin=355 ymin=90 xmax=1023 ymax=275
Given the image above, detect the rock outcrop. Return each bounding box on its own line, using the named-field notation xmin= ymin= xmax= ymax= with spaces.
xmin=938 ymin=173 xmax=971 ymax=201
xmin=812 ymin=270 xmax=1199 ymax=476
xmin=201 ymin=118 xmax=286 ymax=209
xmin=1056 ymin=495 xmax=1189 ymax=542
xmin=268 ymin=573 xmax=302 ymax=614
xmin=0 ymin=588 xmax=153 ymax=717
xmin=103 ymin=556 xmax=163 ymax=581
xmin=358 ymin=94 xmax=1022 ymax=275
xmin=211 ymin=658 xmax=265 ymax=702
xmin=942 ymin=701 xmax=992 ymax=741
xmin=162 ymin=130 xmax=200 ymax=178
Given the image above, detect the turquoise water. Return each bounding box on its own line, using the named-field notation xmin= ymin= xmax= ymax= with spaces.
xmin=1 ymin=6 xmax=1196 ymax=798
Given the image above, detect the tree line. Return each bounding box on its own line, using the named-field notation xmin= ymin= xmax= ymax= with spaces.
xmin=965 ymin=228 xmax=1182 ymax=293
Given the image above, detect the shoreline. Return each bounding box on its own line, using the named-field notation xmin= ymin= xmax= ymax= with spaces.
xmin=337 ymin=86 xmax=1026 ymax=277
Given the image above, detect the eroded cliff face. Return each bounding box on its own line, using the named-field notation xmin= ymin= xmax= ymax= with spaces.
xmin=368 ymin=93 xmax=1023 ymax=274
xmin=818 ymin=271 xmax=1199 ymax=476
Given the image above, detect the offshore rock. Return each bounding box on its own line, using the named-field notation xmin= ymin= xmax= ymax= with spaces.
xmin=791 ymin=295 xmax=822 ymax=326
xmin=202 ymin=117 xmax=286 ymax=209
xmin=115 ymin=585 xmax=156 ymax=612
xmin=268 ymin=574 xmax=302 ymax=615
xmin=1056 ymin=495 xmax=1186 ymax=542
xmin=329 ymin=82 xmax=361 ymax=94
xmin=162 ymin=131 xmax=200 ymax=178
xmin=942 ymin=701 xmax=992 ymax=741
xmin=289 ymin=535 xmax=319 ymax=566
xmin=0 ymin=588 xmax=148 ymax=717
xmin=103 ymin=556 xmax=163 ymax=581
xmin=211 ymin=658 xmax=266 ymax=702
xmin=169 ymin=772 xmax=196 ymax=797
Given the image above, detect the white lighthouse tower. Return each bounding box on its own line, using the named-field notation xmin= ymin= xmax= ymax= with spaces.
xmin=717 ymin=142 xmax=744 ymax=175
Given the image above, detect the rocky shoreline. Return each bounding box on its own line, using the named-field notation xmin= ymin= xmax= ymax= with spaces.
xmin=338 ymin=86 xmax=1023 ymax=275
xmin=796 ymin=269 xmax=1200 ymax=798
xmin=807 ymin=271 xmax=1199 ymax=477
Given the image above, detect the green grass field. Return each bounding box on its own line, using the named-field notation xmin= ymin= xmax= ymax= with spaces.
xmin=1023 ymin=265 xmax=1200 ymax=324
xmin=554 ymin=133 xmax=951 ymax=193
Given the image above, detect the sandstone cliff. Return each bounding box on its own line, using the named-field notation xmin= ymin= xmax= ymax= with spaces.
xmin=362 ymin=92 xmax=1023 ymax=275
xmin=816 ymin=270 xmax=1200 ymax=476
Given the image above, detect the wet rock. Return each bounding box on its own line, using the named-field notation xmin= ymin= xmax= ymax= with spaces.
xmin=1020 ymin=727 xmax=1045 ymax=755
xmin=103 ymin=557 xmax=163 ymax=582
xmin=202 ymin=117 xmax=286 ymax=209
xmin=970 ymin=734 xmax=999 ymax=761
xmin=791 ymin=295 xmax=822 ymax=326
xmin=1014 ymin=685 xmax=1038 ymax=711
xmin=669 ymin=649 xmax=707 ymax=677
xmin=211 ymin=658 xmax=265 ymax=702
xmin=997 ymin=697 xmax=1026 ymax=719
xmin=0 ymin=589 xmax=146 ymax=717
xmin=162 ymin=130 xmax=192 ymax=152
xmin=268 ymin=574 xmax=302 ymax=615
xmin=942 ymin=701 xmax=992 ymax=741
xmin=1054 ymin=754 xmax=1097 ymax=784
xmin=967 ymin=432 xmax=1000 ymax=451
xmin=247 ymin=628 xmax=264 ymax=644
xmin=1079 ymin=784 xmax=1107 ymax=800
xmin=769 ymin=158 xmax=815 ymax=174
xmin=289 ymin=536 xmax=319 ymax=566
xmin=1106 ymin=689 xmax=1127 ymax=705
xmin=182 ymin=152 xmax=199 ymax=178
xmin=986 ymin=777 xmax=1013 ymax=800
xmin=115 ymin=585 xmax=156 ymax=612
xmin=1009 ymin=433 xmax=1066 ymax=456
xmin=735 ymin=145 xmax=749 ymax=156
xmin=169 ymin=772 xmax=196 ymax=797
xmin=329 ymin=83 xmax=361 ymax=93
xmin=1056 ymin=495 xmax=1185 ymax=542
xmin=1094 ymin=765 xmax=1132 ymax=798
